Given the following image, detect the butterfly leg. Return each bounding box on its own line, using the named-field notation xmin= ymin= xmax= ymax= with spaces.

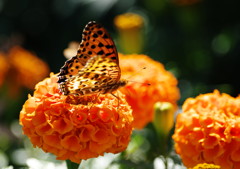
xmin=110 ymin=92 xmax=120 ymax=109
xmin=87 ymin=93 xmax=101 ymax=112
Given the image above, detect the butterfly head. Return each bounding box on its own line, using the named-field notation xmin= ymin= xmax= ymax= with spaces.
xmin=119 ymin=79 xmax=128 ymax=87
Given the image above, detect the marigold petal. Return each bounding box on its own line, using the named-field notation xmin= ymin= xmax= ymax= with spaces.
xmin=29 ymin=135 xmax=43 ymax=147
xmin=35 ymin=122 xmax=53 ymax=136
xmin=79 ymin=125 xmax=95 ymax=142
xmin=52 ymin=118 xmax=73 ymax=134
xmin=70 ymin=111 xmax=88 ymax=125
xmin=31 ymin=108 xmax=47 ymax=126
xmin=61 ymin=135 xmax=82 ymax=151
xmin=43 ymin=135 xmax=62 ymax=149
xmin=89 ymin=141 xmax=111 ymax=155
xmin=93 ymin=129 xmax=107 ymax=142
xmin=76 ymin=148 xmax=98 ymax=160
xmin=23 ymin=96 xmax=37 ymax=114
xmin=98 ymin=109 xmax=113 ymax=122
xmin=202 ymin=145 xmax=223 ymax=162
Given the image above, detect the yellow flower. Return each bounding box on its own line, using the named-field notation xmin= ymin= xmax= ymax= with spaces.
xmin=19 ymin=73 xmax=133 ymax=163
xmin=153 ymin=102 xmax=176 ymax=156
xmin=189 ymin=163 xmax=221 ymax=169
xmin=173 ymin=90 xmax=240 ymax=169
xmin=119 ymin=54 xmax=180 ymax=129
xmin=114 ymin=13 xmax=144 ymax=54
xmin=153 ymin=102 xmax=175 ymax=136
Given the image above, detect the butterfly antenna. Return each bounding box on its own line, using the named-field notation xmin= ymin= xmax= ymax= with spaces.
xmin=111 ymin=92 xmax=120 ymax=109
xmin=124 ymin=67 xmax=147 ymax=80
xmin=123 ymin=66 xmax=151 ymax=85
xmin=128 ymin=80 xmax=151 ymax=86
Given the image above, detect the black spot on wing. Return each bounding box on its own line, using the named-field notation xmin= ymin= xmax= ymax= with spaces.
xmin=105 ymin=52 xmax=113 ymax=56
xmin=97 ymin=30 xmax=103 ymax=35
xmin=97 ymin=50 xmax=104 ymax=55
xmin=103 ymin=34 xmax=108 ymax=39
xmin=98 ymin=42 xmax=104 ymax=47
xmin=93 ymin=33 xmax=98 ymax=38
xmin=94 ymin=74 xmax=99 ymax=78
xmin=105 ymin=45 xmax=113 ymax=49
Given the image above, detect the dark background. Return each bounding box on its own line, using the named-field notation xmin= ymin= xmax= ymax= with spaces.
xmin=1 ymin=0 xmax=240 ymax=99
xmin=0 ymin=0 xmax=240 ymax=167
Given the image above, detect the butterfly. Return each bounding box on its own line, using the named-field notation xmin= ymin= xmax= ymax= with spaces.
xmin=57 ymin=21 xmax=127 ymax=96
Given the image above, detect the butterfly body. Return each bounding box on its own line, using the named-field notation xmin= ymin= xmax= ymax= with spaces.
xmin=71 ymin=79 xmax=128 ymax=96
xmin=58 ymin=21 xmax=127 ymax=97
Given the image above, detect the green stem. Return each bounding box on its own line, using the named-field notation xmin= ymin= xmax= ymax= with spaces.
xmin=162 ymin=156 xmax=168 ymax=169
xmin=66 ymin=160 xmax=80 ymax=169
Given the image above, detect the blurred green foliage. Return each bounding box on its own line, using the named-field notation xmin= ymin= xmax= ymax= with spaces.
xmin=0 ymin=0 xmax=240 ymax=168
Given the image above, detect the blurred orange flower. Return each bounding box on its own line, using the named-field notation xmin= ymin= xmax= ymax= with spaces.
xmin=0 ymin=53 xmax=9 ymax=87
xmin=173 ymin=90 xmax=240 ymax=169
xmin=8 ymin=46 xmax=50 ymax=89
xmin=20 ymin=73 xmax=133 ymax=163
xmin=119 ymin=54 xmax=180 ymax=129
xmin=0 ymin=46 xmax=50 ymax=97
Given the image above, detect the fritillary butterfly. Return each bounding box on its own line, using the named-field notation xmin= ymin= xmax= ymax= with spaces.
xmin=57 ymin=21 xmax=127 ymax=96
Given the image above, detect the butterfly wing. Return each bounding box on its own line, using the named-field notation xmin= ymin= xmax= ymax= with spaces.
xmin=63 ymin=55 xmax=120 ymax=95
xmin=58 ymin=21 xmax=120 ymax=95
xmin=77 ymin=21 xmax=118 ymax=64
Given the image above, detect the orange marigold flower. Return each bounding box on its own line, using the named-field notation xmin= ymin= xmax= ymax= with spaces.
xmin=19 ymin=73 xmax=133 ymax=164
xmin=119 ymin=54 xmax=180 ymax=129
xmin=173 ymin=90 xmax=240 ymax=169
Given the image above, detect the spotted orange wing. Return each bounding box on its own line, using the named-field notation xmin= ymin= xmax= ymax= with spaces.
xmin=58 ymin=21 xmax=120 ymax=95
xmin=62 ymin=55 xmax=121 ymax=95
